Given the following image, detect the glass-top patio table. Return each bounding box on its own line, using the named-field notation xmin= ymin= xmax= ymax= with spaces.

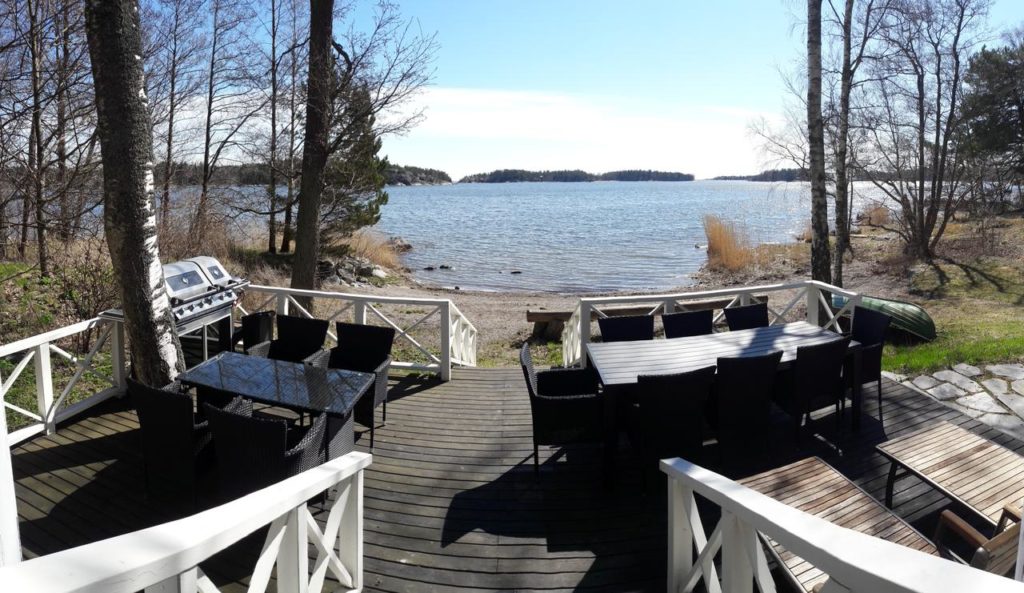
xmin=178 ymin=351 xmax=375 ymax=457
xmin=178 ymin=351 xmax=374 ymax=416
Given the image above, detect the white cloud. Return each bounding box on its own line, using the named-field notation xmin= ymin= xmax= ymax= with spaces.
xmin=380 ymin=87 xmax=780 ymax=180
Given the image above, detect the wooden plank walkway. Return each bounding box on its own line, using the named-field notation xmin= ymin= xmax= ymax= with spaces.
xmin=11 ymin=367 xmax=1023 ymax=592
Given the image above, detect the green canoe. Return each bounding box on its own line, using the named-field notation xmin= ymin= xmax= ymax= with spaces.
xmin=832 ymin=294 xmax=937 ymax=342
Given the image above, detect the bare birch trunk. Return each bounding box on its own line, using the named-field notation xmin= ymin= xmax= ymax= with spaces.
xmin=85 ymin=0 xmax=184 ymax=387
xmin=807 ymin=0 xmax=832 ymax=285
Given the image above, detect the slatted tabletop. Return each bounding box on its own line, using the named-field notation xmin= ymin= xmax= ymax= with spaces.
xmin=585 ymin=321 xmax=856 ymax=386
xmin=741 ymin=456 xmax=938 ymax=592
xmin=877 ymin=420 xmax=1024 ymax=526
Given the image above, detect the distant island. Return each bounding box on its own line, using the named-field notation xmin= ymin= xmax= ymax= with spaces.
xmin=713 ymin=168 xmax=808 ymax=182
xmin=384 ymin=164 xmax=452 ymax=186
xmin=459 ymin=169 xmax=695 ymax=183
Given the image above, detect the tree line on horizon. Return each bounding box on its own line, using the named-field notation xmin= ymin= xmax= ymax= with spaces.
xmin=458 ymin=169 xmax=695 ymax=183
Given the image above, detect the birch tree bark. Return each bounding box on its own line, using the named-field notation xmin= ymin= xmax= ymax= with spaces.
xmin=85 ymin=0 xmax=184 ymax=387
xmin=807 ymin=0 xmax=833 ymax=284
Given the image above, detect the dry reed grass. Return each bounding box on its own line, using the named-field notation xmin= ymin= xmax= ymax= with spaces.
xmin=860 ymin=201 xmax=891 ymax=227
xmin=703 ymin=215 xmax=753 ymax=272
xmin=330 ymin=230 xmax=401 ymax=269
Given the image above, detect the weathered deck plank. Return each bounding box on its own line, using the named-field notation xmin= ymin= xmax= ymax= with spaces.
xmin=12 ymin=367 xmax=1018 ymax=591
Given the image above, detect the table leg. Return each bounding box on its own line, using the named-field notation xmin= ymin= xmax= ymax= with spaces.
xmin=603 ymin=385 xmax=623 ymax=489
xmin=885 ymin=461 xmax=899 ymax=507
xmin=851 ymin=348 xmax=863 ymax=431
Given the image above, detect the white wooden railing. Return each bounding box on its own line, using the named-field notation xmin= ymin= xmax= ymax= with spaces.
xmin=243 ymin=285 xmax=478 ymax=381
xmin=0 ymin=451 xmax=372 ymax=592
xmin=0 ymin=317 xmax=127 ymax=446
xmin=661 ymin=457 xmax=1024 ymax=593
xmin=562 ymin=280 xmax=861 ymax=366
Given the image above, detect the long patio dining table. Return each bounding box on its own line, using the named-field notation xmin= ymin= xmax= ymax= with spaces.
xmin=585 ymin=321 xmax=863 ymax=476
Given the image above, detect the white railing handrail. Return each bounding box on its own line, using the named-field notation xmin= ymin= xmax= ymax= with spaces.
xmin=576 ymin=279 xmax=859 ymax=307
xmin=0 ymin=317 xmax=105 ymax=359
xmin=249 ymin=283 xmax=470 ymax=310
xmin=245 ymin=284 xmax=478 ymax=381
xmin=0 ymin=451 xmax=372 ymax=592
xmin=661 ymin=457 xmax=1024 ymax=593
xmin=562 ymin=280 xmax=862 ymax=366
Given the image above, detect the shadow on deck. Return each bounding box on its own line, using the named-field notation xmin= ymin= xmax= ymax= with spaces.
xmin=12 ymin=368 xmax=1023 ymax=592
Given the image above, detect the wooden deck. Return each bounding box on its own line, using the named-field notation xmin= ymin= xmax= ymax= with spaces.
xmin=12 ymin=367 xmax=1024 ymax=592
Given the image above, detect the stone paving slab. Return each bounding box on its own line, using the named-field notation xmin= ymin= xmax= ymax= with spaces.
xmin=933 ymin=370 xmax=984 ymax=393
xmin=956 ymin=392 xmax=1007 ymax=415
xmin=912 ymin=375 xmax=941 ymax=390
xmin=986 ymin=364 xmax=1024 ymax=381
xmin=953 ymin=363 xmax=982 ymax=377
xmin=978 ymin=413 xmax=1024 ymax=439
xmin=913 ymin=362 xmax=1024 ymax=443
xmin=982 ymin=378 xmax=1009 ymax=395
xmin=928 ymin=383 xmax=966 ymax=400
xmin=995 ymin=392 xmax=1024 ymax=418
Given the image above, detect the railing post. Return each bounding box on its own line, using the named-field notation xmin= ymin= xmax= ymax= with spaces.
xmin=276 ymin=293 xmax=289 ymax=316
xmin=663 ymin=298 xmax=675 ymax=315
xmin=720 ymin=511 xmax=753 ymax=593
xmin=352 ymin=300 xmax=366 ymax=325
xmin=667 ymin=478 xmax=692 ymax=593
xmin=805 ymin=283 xmax=821 ymax=326
xmin=277 ymin=506 xmax=309 ymax=593
xmin=144 ymin=567 xmax=197 ymax=592
xmin=0 ymin=401 xmax=22 ymax=567
xmin=440 ymin=303 xmax=452 ymax=381
xmin=111 ymin=321 xmax=127 ymax=392
xmin=33 ymin=345 xmax=55 ymax=435
xmin=579 ymin=301 xmax=591 ymax=368
xmin=339 ymin=471 xmax=365 ymax=591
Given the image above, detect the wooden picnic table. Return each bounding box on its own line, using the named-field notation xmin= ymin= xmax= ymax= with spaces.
xmin=741 ymin=456 xmax=937 ymax=592
xmin=877 ymin=420 xmax=1024 ymax=526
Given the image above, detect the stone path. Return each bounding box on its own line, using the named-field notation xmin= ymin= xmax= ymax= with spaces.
xmin=890 ymin=363 xmax=1024 ymax=441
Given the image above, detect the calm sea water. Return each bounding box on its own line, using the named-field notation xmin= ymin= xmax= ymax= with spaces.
xmin=374 ymin=180 xmax=865 ymax=293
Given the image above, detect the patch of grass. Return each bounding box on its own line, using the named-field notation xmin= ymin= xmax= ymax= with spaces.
xmin=328 ymin=229 xmax=401 ymax=269
xmin=883 ymin=295 xmax=1024 ymax=375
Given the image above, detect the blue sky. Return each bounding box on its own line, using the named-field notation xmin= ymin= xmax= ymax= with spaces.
xmin=379 ymin=1 xmax=1024 ymax=180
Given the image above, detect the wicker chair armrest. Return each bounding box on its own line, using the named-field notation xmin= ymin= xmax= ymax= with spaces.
xmin=934 ymin=510 xmax=988 ymax=552
xmin=304 ymin=349 xmax=331 ymax=367
xmin=247 ymin=341 xmax=272 ymax=358
xmin=534 ymin=391 xmax=600 ymax=402
xmin=284 ymin=413 xmax=328 ymax=472
xmin=373 ymin=355 xmax=392 ymax=402
xmin=536 ymin=368 xmax=599 ymax=397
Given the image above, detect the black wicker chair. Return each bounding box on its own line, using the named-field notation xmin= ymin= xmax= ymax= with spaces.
xmin=712 ymin=351 xmax=783 ymax=470
xmin=248 ymin=314 xmax=328 ymax=363
xmin=662 ymin=309 xmax=714 ymax=339
xmin=773 ymin=336 xmax=852 ymax=442
xmin=128 ymin=378 xmax=213 ymax=502
xmin=238 ymin=310 xmax=275 ymax=353
xmin=597 ymin=314 xmax=654 ymax=342
xmin=723 ymin=302 xmax=770 ymax=331
xmin=519 ymin=343 xmax=603 ymax=475
xmin=202 ymin=399 xmax=327 ymax=500
xmin=627 ymin=366 xmax=717 ymax=476
xmin=307 ymin=322 xmax=395 ymax=450
xmin=850 ymin=306 xmax=893 ymax=420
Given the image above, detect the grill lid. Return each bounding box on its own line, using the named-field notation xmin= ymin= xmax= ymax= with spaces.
xmin=163 ymin=260 xmax=212 ymax=303
xmin=186 ymin=256 xmax=235 ymax=288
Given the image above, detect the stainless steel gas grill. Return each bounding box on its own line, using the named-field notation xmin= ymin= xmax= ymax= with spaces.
xmin=101 ymin=256 xmax=250 ymax=362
